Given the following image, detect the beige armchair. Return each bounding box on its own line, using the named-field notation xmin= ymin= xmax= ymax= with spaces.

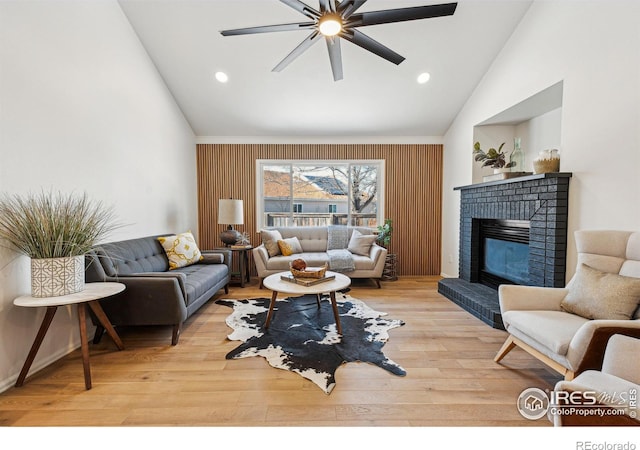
xmin=495 ymin=230 xmax=640 ymax=380
xmin=552 ymin=334 xmax=640 ymax=426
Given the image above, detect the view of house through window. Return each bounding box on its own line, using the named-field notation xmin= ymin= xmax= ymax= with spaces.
xmin=257 ymin=160 xmax=384 ymax=229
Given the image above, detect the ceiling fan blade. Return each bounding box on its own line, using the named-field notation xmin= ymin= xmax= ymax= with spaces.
xmin=319 ymin=0 xmax=331 ymax=13
xmin=348 ymin=2 xmax=457 ymax=27
xmin=273 ymin=31 xmax=323 ymax=72
xmin=338 ymin=0 xmax=368 ymax=18
xmin=279 ymin=0 xmax=321 ymax=19
xmin=325 ymin=36 xmax=343 ymax=81
xmin=341 ymin=29 xmax=404 ymax=65
xmin=221 ymin=22 xmax=315 ymax=36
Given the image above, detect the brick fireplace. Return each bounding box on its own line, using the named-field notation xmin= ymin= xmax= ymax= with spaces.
xmin=438 ymin=172 xmax=572 ymax=329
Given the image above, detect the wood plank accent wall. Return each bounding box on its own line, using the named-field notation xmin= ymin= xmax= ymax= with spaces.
xmin=196 ymin=144 xmax=443 ymax=275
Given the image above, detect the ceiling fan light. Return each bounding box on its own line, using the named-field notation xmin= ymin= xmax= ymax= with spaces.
xmin=318 ymin=15 xmax=342 ymax=36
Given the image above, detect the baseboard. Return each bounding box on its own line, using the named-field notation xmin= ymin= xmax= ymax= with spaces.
xmin=0 ymin=333 xmax=88 ymax=394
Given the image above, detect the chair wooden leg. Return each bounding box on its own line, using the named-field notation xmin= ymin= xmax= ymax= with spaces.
xmin=373 ymin=278 xmax=381 ymax=288
xmin=224 ymin=284 xmax=229 ymax=294
xmin=494 ymin=335 xmax=517 ymax=362
xmin=564 ymin=371 xmax=575 ymax=381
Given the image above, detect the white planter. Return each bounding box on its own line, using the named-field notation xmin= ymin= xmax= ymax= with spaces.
xmin=30 ymin=255 xmax=85 ymax=298
xmin=493 ymin=168 xmax=511 ymax=174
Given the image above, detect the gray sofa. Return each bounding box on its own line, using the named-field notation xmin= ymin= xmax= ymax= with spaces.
xmin=85 ymin=235 xmax=231 ymax=345
xmin=253 ymin=226 xmax=387 ymax=288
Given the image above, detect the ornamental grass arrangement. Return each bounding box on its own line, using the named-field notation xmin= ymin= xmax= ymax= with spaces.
xmin=0 ymin=190 xmax=120 ymax=259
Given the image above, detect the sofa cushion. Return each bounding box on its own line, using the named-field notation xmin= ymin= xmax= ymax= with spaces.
xmin=261 ymin=229 xmax=283 ymax=257
xmin=174 ymin=263 xmax=229 ymax=306
xmin=561 ymin=263 xmax=640 ymax=320
xmin=503 ymin=310 xmax=589 ymax=356
xmin=265 ymin=252 xmax=329 ymax=271
xmin=348 ymin=229 xmax=377 ymax=256
xmin=278 ymin=237 xmax=303 ymax=256
xmin=158 ymin=231 xmax=203 ymax=270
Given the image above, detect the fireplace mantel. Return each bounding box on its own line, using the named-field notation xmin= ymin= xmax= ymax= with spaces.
xmin=454 ymin=172 xmax=572 ymax=192
xmin=439 ymin=171 xmax=572 ymax=329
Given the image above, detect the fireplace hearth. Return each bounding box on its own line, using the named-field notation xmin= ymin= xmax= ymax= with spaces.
xmin=438 ymin=172 xmax=571 ymax=329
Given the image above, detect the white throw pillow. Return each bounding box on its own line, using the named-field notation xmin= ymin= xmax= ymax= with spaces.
xmin=561 ymin=264 xmax=640 ymax=320
xmin=260 ymin=229 xmax=283 ymax=257
xmin=348 ymin=229 xmax=377 ymax=256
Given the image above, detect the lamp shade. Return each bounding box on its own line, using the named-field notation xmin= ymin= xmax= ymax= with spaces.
xmin=218 ymin=199 xmax=244 ymax=225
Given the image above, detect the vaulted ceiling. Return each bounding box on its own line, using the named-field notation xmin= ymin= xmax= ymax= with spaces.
xmin=118 ymin=0 xmax=532 ymax=137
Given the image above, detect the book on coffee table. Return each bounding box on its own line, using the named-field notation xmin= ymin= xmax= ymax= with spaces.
xmin=280 ymin=274 xmax=336 ymax=287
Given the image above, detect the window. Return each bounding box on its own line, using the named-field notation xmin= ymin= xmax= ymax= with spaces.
xmin=256 ymin=160 xmax=384 ymax=229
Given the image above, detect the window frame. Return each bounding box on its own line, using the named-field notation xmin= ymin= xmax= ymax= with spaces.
xmin=256 ymin=159 xmax=385 ymax=230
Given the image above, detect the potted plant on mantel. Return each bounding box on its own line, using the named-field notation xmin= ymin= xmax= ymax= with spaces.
xmin=376 ymin=218 xmax=397 ymax=282
xmin=0 ymin=190 xmax=120 ymax=298
xmin=473 ymin=141 xmax=515 ymax=174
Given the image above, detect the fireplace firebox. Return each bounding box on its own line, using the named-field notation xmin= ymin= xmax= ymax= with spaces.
xmin=478 ymin=219 xmax=530 ymax=289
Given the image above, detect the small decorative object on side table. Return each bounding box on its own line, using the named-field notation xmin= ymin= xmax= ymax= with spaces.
xmin=13 ymin=282 xmax=125 ymax=390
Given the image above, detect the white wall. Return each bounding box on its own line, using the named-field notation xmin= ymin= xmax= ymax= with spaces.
xmin=0 ymin=0 xmax=196 ymax=392
xmin=441 ymin=0 xmax=640 ymax=279
xmin=517 ymin=107 xmax=562 ymax=169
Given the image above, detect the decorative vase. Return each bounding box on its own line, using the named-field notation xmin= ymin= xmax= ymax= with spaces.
xmin=220 ymin=227 xmax=242 ymax=246
xmin=510 ymin=137 xmax=525 ymax=172
xmin=30 ymin=255 xmax=85 ymax=298
xmin=533 ymin=149 xmax=560 ymax=174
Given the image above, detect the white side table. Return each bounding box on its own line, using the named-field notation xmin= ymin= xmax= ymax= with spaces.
xmin=14 ymin=282 xmax=125 ymax=390
xmin=262 ymin=271 xmax=351 ymax=334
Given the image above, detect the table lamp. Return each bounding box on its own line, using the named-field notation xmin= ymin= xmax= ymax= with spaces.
xmin=218 ymin=199 xmax=243 ymax=246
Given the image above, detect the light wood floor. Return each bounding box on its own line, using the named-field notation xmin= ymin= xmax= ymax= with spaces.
xmin=0 ymin=276 xmax=561 ymax=427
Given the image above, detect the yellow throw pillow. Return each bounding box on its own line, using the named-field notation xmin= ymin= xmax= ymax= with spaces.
xmin=158 ymin=231 xmax=203 ymax=270
xmin=277 ymin=237 xmax=302 ymax=256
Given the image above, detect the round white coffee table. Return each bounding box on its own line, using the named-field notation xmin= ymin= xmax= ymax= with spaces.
xmin=262 ymin=271 xmax=351 ymax=334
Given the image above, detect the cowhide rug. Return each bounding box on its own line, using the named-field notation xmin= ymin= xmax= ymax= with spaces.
xmin=215 ymin=291 xmax=406 ymax=393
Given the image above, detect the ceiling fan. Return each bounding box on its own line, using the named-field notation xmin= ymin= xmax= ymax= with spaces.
xmin=220 ymin=0 xmax=458 ymax=81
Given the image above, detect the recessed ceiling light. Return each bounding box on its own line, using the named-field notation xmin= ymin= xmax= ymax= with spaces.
xmin=215 ymin=71 xmax=229 ymax=83
xmin=417 ymin=72 xmax=431 ymax=84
